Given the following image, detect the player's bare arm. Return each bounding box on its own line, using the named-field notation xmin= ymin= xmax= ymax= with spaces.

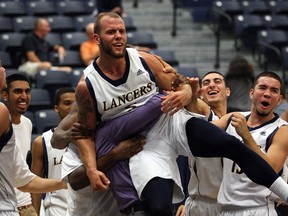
xmin=69 ymin=136 xmax=146 ymax=190
xmin=18 ymin=176 xmax=67 ymax=193
xmin=51 ymin=102 xmax=92 ymax=149
xmin=31 ymin=135 xmax=45 ymax=214
xmin=75 ymin=80 xmax=110 ymax=191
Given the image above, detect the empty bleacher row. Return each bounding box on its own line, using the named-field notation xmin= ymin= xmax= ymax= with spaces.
xmin=210 ymin=0 xmax=288 ymax=76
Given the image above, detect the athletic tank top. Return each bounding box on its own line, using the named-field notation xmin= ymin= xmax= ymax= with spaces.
xmin=83 ymin=48 xmax=158 ymax=121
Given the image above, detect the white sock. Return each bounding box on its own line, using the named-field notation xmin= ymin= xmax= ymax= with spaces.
xmin=270 ymin=177 xmax=288 ymax=202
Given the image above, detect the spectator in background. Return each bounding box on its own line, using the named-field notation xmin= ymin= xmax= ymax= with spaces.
xmin=225 ymin=55 xmax=255 ymax=112
xmin=96 ymin=0 xmax=125 ymax=17
xmin=18 ymin=18 xmax=72 ymax=79
xmin=80 ymin=22 xmax=99 ymax=66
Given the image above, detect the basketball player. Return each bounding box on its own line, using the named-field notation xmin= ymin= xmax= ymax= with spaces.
xmin=31 ymin=87 xmax=76 ymax=215
xmin=218 ymin=71 xmax=288 ymax=216
xmin=177 ymin=71 xmax=230 ymax=216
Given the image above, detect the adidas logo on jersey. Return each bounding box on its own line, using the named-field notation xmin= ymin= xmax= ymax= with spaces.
xmin=260 ymin=131 xmax=266 ymax=136
xmin=137 ymin=69 xmax=145 ymax=75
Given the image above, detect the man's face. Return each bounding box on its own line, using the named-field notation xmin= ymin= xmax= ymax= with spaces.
xmin=2 ymin=80 xmax=31 ymax=116
xmin=54 ymin=92 xmax=75 ymax=120
xmin=201 ymin=73 xmax=230 ymax=106
xmin=96 ymin=16 xmax=127 ymax=58
xmin=250 ymin=76 xmax=282 ymax=117
xmin=39 ymin=19 xmax=51 ymax=38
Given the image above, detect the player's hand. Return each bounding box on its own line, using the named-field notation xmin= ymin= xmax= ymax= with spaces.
xmin=175 ymin=204 xmax=185 ymax=216
xmin=188 ymin=77 xmax=201 ymax=100
xmin=86 ymin=169 xmax=110 ymax=192
xmin=231 ymin=112 xmax=250 ymax=138
xmin=114 ymin=135 xmax=146 ymax=161
xmin=69 ymin=122 xmax=93 ymax=140
xmin=161 ymin=90 xmax=189 ymax=115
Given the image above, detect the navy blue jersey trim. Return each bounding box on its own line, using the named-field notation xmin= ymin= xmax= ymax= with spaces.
xmin=139 ymin=57 xmax=156 ymax=83
xmin=92 ymin=52 xmax=130 ymax=87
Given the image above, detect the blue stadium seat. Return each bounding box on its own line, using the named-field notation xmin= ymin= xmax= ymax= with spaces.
xmin=57 ymin=1 xmax=89 ymax=16
xmin=73 ymin=15 xmax=95 ymax=32
xmin=0 ymin=51 xmax=12 ymax=68
xmin=56 ymin=50 xmax=85 ymax=68
xmin=0 ymin=1 xmax=27 ymax=17
xmin=28 ymin=88 xmax=52 ymax=113
xmin=123 ymin=16 xmax=137 ymax=32
xmin=35 ymin=69 xmax=72 ymax=102
xmin=23 ymin=111 xmax=37 ymax=134
xmin=13 ymin=16 xmax=36 ymax=33
xmin=0 ymin=32 xmax=26 ymax=67
xmin=0 ymin=16 xmax=13 ymax=33
xmin=241 ymin=1 xmax=270 ymax=16
xmin=70 ymin=68 xmax=84 ymax=87
xmin=212 ymin=0 xmax=243 ymax=32
xmin=151 ymin=49 xmax=179 ymax=67
xmin=263 ymin=15 xmax=288 ymax=31
xmin=257 ymin=29 xmax=288 ymax=70
xmin=47 ymin=15 xmax=75 ymax=33
xmin=127 ymin=31 xmax=157 ymax=49
xmin=26 ymin=1 xmax=58 ymax=16
xmin=62 ymin=32 xmax=87 ymax=51
xmin=34 ymin=109 xmax=60 ymax=134
xmin=45 ymin=33 xmax=63 ymax=47
xmin=176 ymin=65 xmax=199 ymax=78
xmin=267 ymin=1 xmax=288 ymax=15
xmin=234 ymin=14 xmax=265 ymax=53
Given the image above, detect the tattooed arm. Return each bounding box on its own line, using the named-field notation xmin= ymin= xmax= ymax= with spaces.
xmin=75 ymin=79 xmax=110 ymax=191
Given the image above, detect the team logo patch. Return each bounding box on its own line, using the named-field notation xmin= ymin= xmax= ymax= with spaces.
xmin=137 ymin=69 xmax=145 ymax=75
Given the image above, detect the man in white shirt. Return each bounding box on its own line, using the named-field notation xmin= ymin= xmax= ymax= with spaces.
xmin=1 ymin=73 xmax=37 ymax=215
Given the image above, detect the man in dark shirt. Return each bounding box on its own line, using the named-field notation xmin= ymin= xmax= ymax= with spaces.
xmin=18 ymin=18 xmax=72 ymax=78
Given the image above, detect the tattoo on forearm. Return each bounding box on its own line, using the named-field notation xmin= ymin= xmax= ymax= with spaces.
xmin=76 ymin=88 xmax=93 ymax=125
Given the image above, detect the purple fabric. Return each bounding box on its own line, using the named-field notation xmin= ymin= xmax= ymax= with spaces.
xmin=95 ymin=94 xmax=163 ymax=211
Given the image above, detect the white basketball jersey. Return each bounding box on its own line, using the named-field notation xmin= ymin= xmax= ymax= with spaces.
xmin=218 ymin=112 xmax=288 ymax=207
xmin=188 ymin=110 xmax=222 ymax=199
xmin=42 ymin=129 xmax=68 ymax=212
xmin=83 ymin=48 xmax=158 ymax=121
